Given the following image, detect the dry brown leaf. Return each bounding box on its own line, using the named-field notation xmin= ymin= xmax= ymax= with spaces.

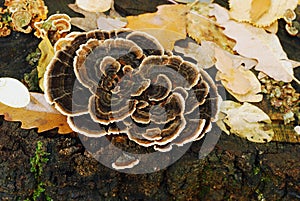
xmin=174 ymin=40 xmax=216 ymax=69
xmin=187 ymin=2 xmax=235 ymax=52
xmin=97 ymin=16 xmax=127 ymax=31
xmin=210 ymin=4 xmax=298 ymax=83
xmin=126 ymin=4 xmax=188 ymax=50
xmin=213 ymin=46 xmax=262 ymax=102
xmin=229 ymin=0 xmax=298 ymax=27
xmin=175 ymin=39 xmax=261 ymax=102
xmin=217 ymin=101 xmax=274 ymax=143
xmin=0 ymin=92 xmax=72 ymax=134
xmin=174 ymin=39 xmax=257 ymax=70
xmin=69 ymin=4 xmax=126 ymax=31
xmin=68 ymin=4 xmax=103 ymax=31
xmin=37 ymin=36 xmax=54 ymax=91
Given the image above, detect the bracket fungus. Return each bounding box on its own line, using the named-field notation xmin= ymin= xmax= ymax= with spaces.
xmin=11 ymin=10 xmax=32 ymax=33
xmin=44 ymin=29 xmax=220 ymax=169
xmin=34 ymin=14 xmax=71 ymax=41
xmin=4 ymin=0 xmax=48 ymax=34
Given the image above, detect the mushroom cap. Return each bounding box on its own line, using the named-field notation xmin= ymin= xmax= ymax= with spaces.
xmin=11 ymin=10 xmax=32 ymax=33
xmin=44 ymin=29 xmax=220 ymax=158
xmin=0 ymin=77 xmax=30 ymax=108
xmin=73 ymin=38 xmax=144 ymax=91
xmin=6 ymin=0 xmax=48 ymax=23
xmin=52 ymin=18 xmax=71 ymax=34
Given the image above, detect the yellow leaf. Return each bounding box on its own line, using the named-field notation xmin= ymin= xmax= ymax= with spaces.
xmin=37 ymin=36 xmax=54 ymax=91
xmin=0 ymin=92 xmax=73 ymax=134
xmin=263 ymin=21 xmax=278 ymax=33
xmin=213 ymin=46 xmax=262 ymax=102
xmin=174 ymin=38 xmax=262 ymax=102
xmin=229 ymin=0 xmax=298 ymax=27
xmin=211 ymin=4 xmax=297 ymax=83
xmin=126 ymin=4 xmax=188 ymax=50
xmin=217 ymin=101 xmax=274 ymax=143
xmin=187 ymin=2 xmax=235 ymax=52
xmin=250 ymin=0 xmax=271 ymax=22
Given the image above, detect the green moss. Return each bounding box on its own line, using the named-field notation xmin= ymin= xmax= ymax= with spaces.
xmin=25 ymin=141 xmax=52 ymax=201
xmin=253 ymin=166 xmax=260 ymax=175
xmin=24 ymin=48 xmax=41 ymax=92
xmin=24 ymin=68 xmax=40 ymax=91
xmin=30 ymin=141 xmax=50 ymax=178
xmin=0 ymin=10 xmax=12 ymax=24
xmin=26 ymin=48 xmax=41 ymax=66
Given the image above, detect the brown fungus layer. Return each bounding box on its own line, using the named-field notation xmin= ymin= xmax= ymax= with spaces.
xmin=44 ymin=29 xmax=220 ymax=160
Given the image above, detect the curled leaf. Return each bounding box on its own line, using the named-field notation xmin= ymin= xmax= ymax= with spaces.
xmin=217 ymin=101 xmax=274 ymax=143
xmin=0 ymin=77 xmax=30 ymax=108
xmin=174 ymin=40 xmax=216 ymax=69
xmin=229 ymin=0 xmax=298 ymax=27
xmin=213 ymin=46 xmax=262 ymax=102
xmin=0 ymin=92 xmax=73 ymax=134
xmin=37 ymin=36 xmax=54 ymax=91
